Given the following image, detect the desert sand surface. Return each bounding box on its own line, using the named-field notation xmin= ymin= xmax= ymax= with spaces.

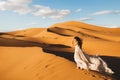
xmin=0 ymin=21 xmax=120 ymax=80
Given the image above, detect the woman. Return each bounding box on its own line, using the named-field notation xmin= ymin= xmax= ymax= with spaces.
xmin=72 ymin=36 xmax=114 ymax=74
xmin=72 ymin=36 xmax=90 ymax=70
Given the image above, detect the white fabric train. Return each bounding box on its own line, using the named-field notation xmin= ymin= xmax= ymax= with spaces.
xmin=74 ymin=45 xmax=114 ymax=74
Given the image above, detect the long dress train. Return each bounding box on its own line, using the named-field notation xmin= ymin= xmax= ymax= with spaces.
xmin=74 ymin=45 xmax=114 ymax=74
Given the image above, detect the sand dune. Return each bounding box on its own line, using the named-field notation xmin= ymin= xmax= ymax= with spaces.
xmin=0 ymin=21 xmax=120 ymax=80
xmin=8 ymin=28 xmax=46 ymax=37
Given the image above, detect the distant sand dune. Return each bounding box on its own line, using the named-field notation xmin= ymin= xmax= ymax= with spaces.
xmin=48 ymin=27 xmax=118 ymax=41
xmin=8 ymin=28 xmax=46 ymax=37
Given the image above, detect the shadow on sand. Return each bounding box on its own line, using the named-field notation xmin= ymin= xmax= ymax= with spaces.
xmin=0 ymin=37 xmax=70 ymax=48
xmin=43 ymin=48 xmax=120 ymax=79
xmin=43 ymin=48 xmax=74 ymax=61
xmin=100 ymin=56 xmax=120 ymax=79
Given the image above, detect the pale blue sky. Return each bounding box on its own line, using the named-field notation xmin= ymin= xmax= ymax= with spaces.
xmin=0 ymin=0 xmax=120 ymax=32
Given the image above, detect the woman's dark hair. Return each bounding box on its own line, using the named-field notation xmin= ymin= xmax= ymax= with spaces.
xmin=74 ymin=36 xmax=83 ymax=49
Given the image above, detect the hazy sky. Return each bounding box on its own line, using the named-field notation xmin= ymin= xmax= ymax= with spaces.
xmin=0 ymin=0 xmax=120 ymax=31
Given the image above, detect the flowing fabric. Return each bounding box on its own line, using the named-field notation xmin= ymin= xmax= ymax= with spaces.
xmin=74 ymin=45 xmax=114 ymax=74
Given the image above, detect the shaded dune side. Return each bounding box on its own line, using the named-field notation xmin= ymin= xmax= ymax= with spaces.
xmin=47 ymin=27 xmax=76 ymax=36
xmin=0 ymin=37 xmax=71 ymax=49
xmin=50 ymin=21 xmax=120 ymax=41
xmin=0 ymin=37 xmax=44 ymax=47
xmin=52 ymin=21 xmax=120 ymax=34
xmin=47 ymin=27 xmax=117 ymax=41
xmin=0 ymin=33 xmax=25 ymax=38
xmin=0 ymin=37 xmax=72 ymax=54
xmin=101 ymin=56 xmax=120 ymax=79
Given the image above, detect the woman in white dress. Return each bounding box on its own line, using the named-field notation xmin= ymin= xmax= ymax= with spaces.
xmin=72 ymin=36 xmax=114 ymax=74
